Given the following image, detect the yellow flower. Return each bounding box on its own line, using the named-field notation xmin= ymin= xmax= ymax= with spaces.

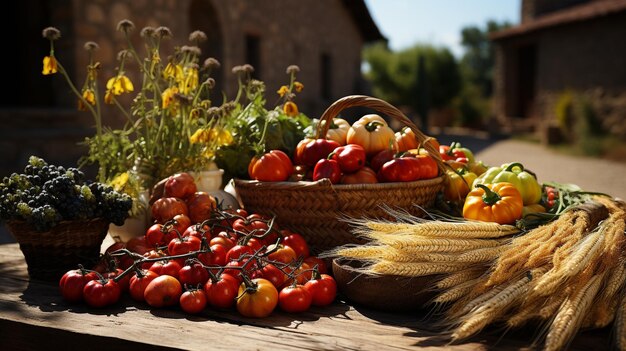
xmin=283 ymin=101 xmax=299 ymax=117
xmin=109 ymin=172 xmax=130 ymax=192
xmin=189 ymin=128 xmax=210 ymax=144
xmin=163 ymin=62 xmax=183 ymax=82
xmin=294 ymin=81 xmax=304 ymax=93
xmin=161 ymin=86 xmax=179 ymax=109
xmin=277 ymin=85 xmax=289 ymax=97
xmin=104 ymin=90 xmax=114 ymax=104
xmin=179 ymin=66 xmax=199 ymax=94
xmin=42 ymin=56 xmax=58 ymax=75
xmin=214 ymin=129 xmax=233 ymax=146
xmin=190 ymin=128 xmax=233 ymax=146
xmin=78 ymin=89 xmax=96 ymax=111
xmin=106 ymin=74 xmax=134 ymax=95
xmin=151 ymin=50 xmax=161 ymax=64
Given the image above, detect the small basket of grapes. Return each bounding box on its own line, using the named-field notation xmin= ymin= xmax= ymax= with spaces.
xmin=0 ymin=156 xmax=132 ymax=282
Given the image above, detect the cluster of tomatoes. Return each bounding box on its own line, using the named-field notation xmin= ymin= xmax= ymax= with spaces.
xmin=58 ymin=173 xmax=337 ymax=317
xmin=248 ymin=115 xmax=441 ymax=184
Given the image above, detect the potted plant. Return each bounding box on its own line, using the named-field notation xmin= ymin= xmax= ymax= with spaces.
xmin=41 ymin=23 xmax=231 ymax=241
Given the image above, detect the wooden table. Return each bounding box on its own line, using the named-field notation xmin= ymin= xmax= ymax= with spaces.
xmin=0 ymin=243 xmax=611 ymax=350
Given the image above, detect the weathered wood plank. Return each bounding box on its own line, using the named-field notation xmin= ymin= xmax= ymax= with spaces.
xmin=0 ymin=243 xmax=613 ymax=351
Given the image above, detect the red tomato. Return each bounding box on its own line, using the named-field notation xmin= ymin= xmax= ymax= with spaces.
xmin=210 ymin=235 xmax=236 ymax=251
xmin=183 ymin=223 xmax=209 ymax=240
xmin=186 ymin=192 xmax=217 ymax=224
xmin=226 ymin=244 xmax=253 ymax=262
xmin=258 ymin=263 xmax=287 ymax=289
xmin=304 ymin=274 xmax=337 ymax=306
xmin=126 ymin=236 xmax=150 ymax=255
xmin=179 ymin=262 xmax=210 ymax=286
xmin=246 ymin=237 xmax=265 ymax=253
xmin=340 ymin=166 xmax=378 ymax=184
xmin=172 ymin=214 xmax=192 ymax=235
xmin=312 ymin=159 xmax=341 ymax=184
xmin=83 ymin=279 xmax=121 ymax=308
xmin=168 ymin=235 xmax=202 ymax=256
xmin=180 ymin=289 xmax=207 ymax=314
xmin=377 ymin=156 xmax=422 ymax=182
xmin=144 ymin=275 xmax=182 ymax=308
xmin=414 ymin=154 xmax=439 ymax=179
xmin=59 ymin=268 xmax=97 ymax=303
xmin=164 ymin=172 xmax=197 ymax=199
xmin=299 ymin=139 xmax=341 ymax=167
xmin=278 ymin=284 xmax=312 ymax=313
xmin=303 ymin=256 xmax=328 ymax=275
xmin=129 ymin=270 xmax=159 ymax=302
xmin=248 ymin=150 xmax=294 ymax=182
xmin=204 ymin=274 xmax=239 ymax=309
xmin=369 ymin=148 xmax=395 ymax=172
xmin=141 ymin=249 xmax=167 ymax=269
xmin=145 ymin=223 xmax=165 ymax=247
xmin=282 ymin=232 xmax=310 ymax=259
xmin=198 ymin=243 xmax=228 ymax=267
xmin=331 ymin=144 xmax=366 ymax=173
xmin=103 ymin=268 xmax=130 ymax=292
xmin=236 ymin=278 xmax=279 ymax=318
xmin=149 ymin=259 xmax=183 ymax=279
xmin=151 ymin=197 xmax=188 ymax=224
xmin=266 ymin=244 xmax=298 ymax=264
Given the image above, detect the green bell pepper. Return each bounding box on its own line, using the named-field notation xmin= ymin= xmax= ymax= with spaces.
xmin=473 ymin=162 xmax=542 ymax=205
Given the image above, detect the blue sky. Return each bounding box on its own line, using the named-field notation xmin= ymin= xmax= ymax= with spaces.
xmin=364 ymin=0 xmax=521 ymax=57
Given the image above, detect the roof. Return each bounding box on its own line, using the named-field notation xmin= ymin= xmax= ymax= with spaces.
xmin=491 ymin=0 xmax=626 ymax=40
xmin=342 ymin=0 xmax=387 ymax=43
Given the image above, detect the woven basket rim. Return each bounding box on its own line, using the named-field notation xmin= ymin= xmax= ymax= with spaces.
xmin=234 ymin=175 xmax=444 ymax=190
xmin=6 ymin=217 xmax=109 ymax=226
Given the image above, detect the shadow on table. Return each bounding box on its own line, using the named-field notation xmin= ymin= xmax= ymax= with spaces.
xmin=17 ymin=277 xmax=351 ymax=327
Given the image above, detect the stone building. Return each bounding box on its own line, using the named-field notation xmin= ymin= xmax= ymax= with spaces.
xmin=0 ymin=0 xmax=384 ymax=177
xmin=491 ymin=0 xmax=626 ymax=140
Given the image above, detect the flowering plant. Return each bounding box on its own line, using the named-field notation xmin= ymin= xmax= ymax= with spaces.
xmin=41 ymin=21 xmax=229 ymax=196
xmin=213 ymin=64 xmax=310 ymax=180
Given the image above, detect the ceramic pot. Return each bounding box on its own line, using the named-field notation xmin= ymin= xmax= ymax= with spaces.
xmin=108 ymin=190 xmax=150 ymax=243
xmin=188 ymin=169 xmax=240 ymax=210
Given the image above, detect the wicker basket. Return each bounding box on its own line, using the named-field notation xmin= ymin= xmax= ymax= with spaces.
xmin=235 ymin=95 xmax=445 ymax=253
xmin=6 ymin=218 xmax=110 ymax=282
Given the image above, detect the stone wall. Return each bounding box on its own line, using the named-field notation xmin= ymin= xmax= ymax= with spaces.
xmin=492 ymin=10 xmax=626 ymax=138
xmin=0 ymin=0 xmax=372 ymax=177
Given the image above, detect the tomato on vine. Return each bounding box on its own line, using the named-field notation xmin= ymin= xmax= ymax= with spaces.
xmin=178 ymin=261 xmax=210 ymax=286
xmin=144 ymin=275 xmax=182 ymax=308
xmin=83 ymin=278 xmax=121 ymax=308
xmin=59 ymin=267 xmax=97 ymax=303
xmin=204 ymin=273 xmax=239 ymax=309
xmin=278 ymin=283 xmax=312 ymax=313
xmin=304 ymin=273 xmax=337 ymax=306
xmin=236 ymin=278 xmax=279 ymax=318
xmin=180 ymin=288 xmax=207 ymax=314
xmin=248 ymin=150 xmax=293 ymax=182
xmin=129 ymin=269 xmax=159 ymax=302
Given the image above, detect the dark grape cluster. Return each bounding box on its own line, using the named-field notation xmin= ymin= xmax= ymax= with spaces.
xmin=0 ymin=156 xmax=132 ymax=231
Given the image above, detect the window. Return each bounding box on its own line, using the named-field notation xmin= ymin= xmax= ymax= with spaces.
xmin=321 ymin=53 xmax=332 ymax=100
xmin=245 ymin=34 xmax=261 ymax=79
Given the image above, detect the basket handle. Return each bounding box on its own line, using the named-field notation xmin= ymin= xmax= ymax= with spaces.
xmin=315 ymin=95 xmax=446 ymax=173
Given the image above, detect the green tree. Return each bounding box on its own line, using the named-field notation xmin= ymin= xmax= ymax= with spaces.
xmin=454 ymin=20 xmax=511 ymax=127
xmin=459 ymin=20 xmax=511 ymax=97
xmin=364 ymin=43 xmax=461 ymax=111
